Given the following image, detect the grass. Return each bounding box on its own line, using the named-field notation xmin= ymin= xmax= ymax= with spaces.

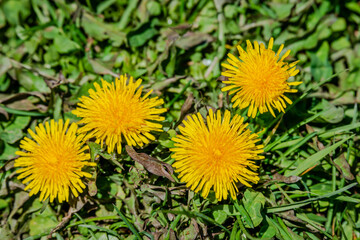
xmin=0 ymin=0 xmax=359 ymax=239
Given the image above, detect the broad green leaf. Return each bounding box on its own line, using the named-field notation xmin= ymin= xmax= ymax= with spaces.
xmin=269 ymin=3 xmax=294 ymax=19
xmin=147 ymin=0 xmax=161 ymax=16
xmin=0 ymin=227 xmax=14 ymax=240
xmin=331 ymin=18 xmax=346 ymax=32
xmin=29 ymin=204 xmax=58 ymax=236
xmin=310 ymin=50 xmax=333 ymax=83
xmin=0 ymin=142 xmax=18 ymax=160
xmin=5 ymin=116 xmax=31 ymax=130
xmin=179 ymin=223 xmax=199 ymax=240
xmin=0 ymin=129 xmax=23 ymax=144
xmin=128 ymin=23 xmax=158 ymax=48
xmin=53 ymin=35 xmax=80 ymax=54
xmin=88 ymin=142 xmax=102 ymax=161
xmin=2 ymin=0 xmax=31 ymax=25
xmin=0 ymin=55 xmax=12 ymax=77
xmin=331 ymin=37 xmax=351 ymax=51
xmin=346 ymin=2 xmax=360 ymax=14
xmin=0 ymin=199 xmax=8 ymax=210
xmin=81 ymin=12 xmax=126 ymax=46
xmin=242 ymin=189 xmax=266 ymax=227
xmin=17 ymin=70 xmax=50 ymax=93
xmin=212 ymin=209 xmax=227 ymax=225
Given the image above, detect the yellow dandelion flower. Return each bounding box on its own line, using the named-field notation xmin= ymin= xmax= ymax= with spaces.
xmin=170 ymin=109 xmax=264 ymax=201
xmin=72 ymin=75 xmax=167 ymax=154
xmin=221 ymin=38 xmax=301 ymax=118
xmin=15 ymin=119 xmax=95 ymax=203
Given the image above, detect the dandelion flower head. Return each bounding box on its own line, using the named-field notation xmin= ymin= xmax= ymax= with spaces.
xmin=15 ymin=119 xmax=95 ymax=203
xmin=222 ymin=38 xmax=301 ymax=118
xmin=170 ymin=109 xmax=264 ymax=201
xmin=72 ymin=75 xmax=167 ymax=153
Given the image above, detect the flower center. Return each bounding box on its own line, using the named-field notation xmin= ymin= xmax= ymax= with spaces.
xmin=241 ymin=50 xmax=289 ymax=102
xmin=35 ymin=141 xmax=77 ymax=174
xmin=201 ymin=130 xmax=235 ymax=168
xmin=214 ymin=149 xmax=222 ymax=157
xmin=104 ymin=98 xmax=145 ymax=135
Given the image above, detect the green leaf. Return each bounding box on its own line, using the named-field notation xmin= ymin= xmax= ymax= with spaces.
xmin=77 ymin=224 xmax=122 ymax=238
xmin=81 ymin=12 xmax=126 ymax=46
xmin=52 ymin=94 xmax=63 ymax=120
xmin=331 ymin=37 xmax=351 ymax=51
xmin=113 ymin=204 xmax=142 ymax=240
xmin=53 ymin=35 xmax=80 ymax=54
xmin=179 ymin=223 xmax=199 ymax=240
xmin=2 ymin=0 xmax=31 ymax=25
xmin=0 ymin=142 xmax=18 ymax=160
xmin=269 ymin=3 xmax=294 ymax=19
xmin=331 ymin=18 xmax=346 ymax=32
xmin=259 ymin=223 xmax=276 ymax=239
xmin=0 ymin=227 xmax=15 ymax=240
xmin=310 ymin=44 xmax=333 ymax=83
xmin=0 ymin=199 xmax=9 ymax=210
xmin=29 ymin=209 xmax=58 ymax=236
xmin=313 ymin=100 xmax=344 ymax=124
xmin=88 ymin=142 xmax=102 ymax=161
xmin=146 ymin=0 xmax=161 ymax=16
xmin=163 ymin=209 xmax=231 ymax=234
xmin=128 ymin=23 xmax=158 ymax=48
xmin=117 ymin=0 xmax=139 ymax=29
xmin=267 ymin=182 xmax=358 ymax=213
xmin=5 ymin=116 xmax=31 ymax=130
xmin=0 ymin=55 xmax=12 ymax=77
xmin=334 ymin=153 xmax=355 ymax=180
xmin=0 ymin=8 xmax=5 ymax=29
xmin=318 ymin=122 xmax=360 ymax=139
xmin=0 ymin=75 xmax=10 ymax=92
xmin=165 ymin=45 xmax=176 ymax=77
xmin=234 ymin=201 xmax=254 ymax=228
xmin=96 ymin=0 xmax=117 ymax=14
xmin=346 ymin=2 xmax=360 ymax=14
xmin=242 ymin=189 xmax=266 ymax=228
xmin=285 ymin=135 xmax=353 ymax=177
xmin=17 ymin=70 xmax=50 ymax=93
xmin=213 ymin=209 xmax=227 ymax=225
xmin=0 ymin=129 xmax=23 ymax=144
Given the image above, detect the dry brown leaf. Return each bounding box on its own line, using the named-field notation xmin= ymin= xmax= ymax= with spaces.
xmin=273 ymin=172 xmax=302 ymax=184
xmin=0 ymin=92 xmax=46 ymax=104
xmin=125 ymin=146 xmax=175 ymax=182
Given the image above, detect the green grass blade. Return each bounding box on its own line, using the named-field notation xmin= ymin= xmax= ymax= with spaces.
xmin=267 ymin=182 xmax=358 ymax=213
xmin=264 ymin=110 xmax=325 ymax=152
xmin=234 ymin=200 xmax=254 ymax=228
xmin=0 ymin=104 xmax=48 ymax=117
xmin=285 ymin=135 xmax=353 ymax=176
xmin=266 ymin=217 xmax=292 ymax=240
xmin=78 ymin=224 xmax=123 ymax=239
xmin=23 ymin=232 xmax=51 ymax=240
xmin=283 ymin=132 xmax=318 ymax=157
xmin=66 ymin=216 xmax=121 ymax=228
xmin=296 ymin=213 xmax=332 ymax=239
xmin=113 ymin=204 xmax=142 ymax=240
xmin=74 ymin=213 xmax=97 ymax=239
xmin=163 ymin=210 xmax=231 ymax=234
xmin=318 ymin=122 xmax=360 ymax=139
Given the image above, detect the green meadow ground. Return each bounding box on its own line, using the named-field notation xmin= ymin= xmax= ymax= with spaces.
xmin=0 ymin=0 xmax=360 ymax=239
